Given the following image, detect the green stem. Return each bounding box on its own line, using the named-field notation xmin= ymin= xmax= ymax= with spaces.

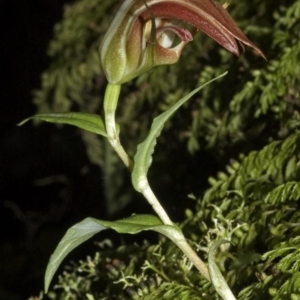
xmin=141 ymin=183 xmax=173 ymax=225
xmin=175 ymin=239 xmax=210 ymax=282
xmin=103 ymin=83 xmax=133 ymax=170
xmin=137 ymin=180 xmax=210 ymax=280
xmin=103 ymin=82 xmax=210 ymax=283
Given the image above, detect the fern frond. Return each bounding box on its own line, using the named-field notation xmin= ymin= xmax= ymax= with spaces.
xmin=265 ymin=182 xmax=300 ymax=204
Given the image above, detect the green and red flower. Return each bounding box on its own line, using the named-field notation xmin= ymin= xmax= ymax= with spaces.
xmin=100 ymin=0 xmax=265 ymax=84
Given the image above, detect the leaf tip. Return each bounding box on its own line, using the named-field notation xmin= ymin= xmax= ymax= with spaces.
xmin=17 ymin=118 xmax=30 ymax=126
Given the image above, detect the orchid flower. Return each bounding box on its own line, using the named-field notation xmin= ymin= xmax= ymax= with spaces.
xmin=100 ymin=0 xmax=265 ymax=84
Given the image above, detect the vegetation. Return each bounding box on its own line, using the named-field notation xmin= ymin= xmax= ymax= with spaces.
xmin=29 ymin=0 xmax=300 ymax=298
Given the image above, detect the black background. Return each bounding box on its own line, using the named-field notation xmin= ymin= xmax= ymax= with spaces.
xmin=0 ymin=1 xmax=109 ymax=299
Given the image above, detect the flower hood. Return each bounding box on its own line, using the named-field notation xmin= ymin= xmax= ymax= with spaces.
xmin=100 ymin=0 xmax=265 ymax=84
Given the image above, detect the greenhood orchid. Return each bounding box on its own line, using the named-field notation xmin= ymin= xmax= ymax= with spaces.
xmin=100 ymin=0 xmax=265 ymax=84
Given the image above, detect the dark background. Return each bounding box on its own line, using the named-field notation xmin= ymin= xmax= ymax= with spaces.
xmin=0 ymin=1 xmax=109 ymax=299
xmin=0 ymin=1 xmax=220 ymax=298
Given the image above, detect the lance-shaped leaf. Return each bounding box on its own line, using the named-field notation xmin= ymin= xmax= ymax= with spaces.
xmin=44 ymin=214 xmax=184 ymax=293
xmin=132 ymin=72 xmax=227 ymax=192
xmin=18 ymin=112 xmax=107 ymax=137
xmin=100 ymin=0 xmax=265 ymax=84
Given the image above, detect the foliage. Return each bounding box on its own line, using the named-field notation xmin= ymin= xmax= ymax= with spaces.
xmin=29 ymin=0 xmax=300 ymax=299
xmin=183 ymin=132 xmax=300 ymax=299
xmin=35 ymin=134 xmax=300 ymax=299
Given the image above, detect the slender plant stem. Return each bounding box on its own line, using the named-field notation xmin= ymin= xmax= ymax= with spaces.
xmin=175 ymin=239 xmax=210 ymax=281
xmin=143 ymin=183 xmax=210 ymax=281
xmin=103 ymin=83 xmax=133 ymax=170
xmin=103 ymin=83 xmax=173 ymax=225
xmin=142 ymin=184 xmax=173 ymax=225
xmin=103 ymin=82 xmax=210 ymax=282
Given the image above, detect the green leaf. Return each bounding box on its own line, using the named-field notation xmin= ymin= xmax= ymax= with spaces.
xmin=44 ymin=214 xmax=183 ymax=293
xmin=18 ymin=112 xmax=107 ymax=136
xmin=132 ymin=72 xmax=227 ymax=192
xmin=208 ymin=239 xmax=236 ymax=300
xmin=264 ymin=181 xmax=300 ymax=204
xmin=44 ymin=218 xmax=106 ymax=293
